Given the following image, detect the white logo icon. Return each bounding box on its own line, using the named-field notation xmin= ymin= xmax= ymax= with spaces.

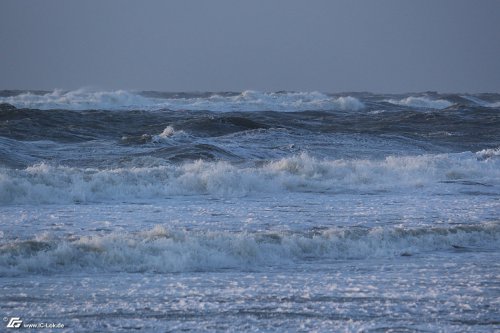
xmin=6 ymin=317 xmax=22 ymax=328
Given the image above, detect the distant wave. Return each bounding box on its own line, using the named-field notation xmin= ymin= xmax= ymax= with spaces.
xmin=150 ymin=126 xmax=191 ymax=144
xmin=0 ymin=89 xmax=154 ymax=111
xmin=386 ymin=96 xmax=453 ymax=109
xmin=461 ymin=95 xmax=500 ymax=108
xmin=1 ymin=223 xmax=498 ymax=275
xmin=3 ymin=90 xmax=500 ymax=112
xmin=1 ymin=152 xmax=498 ymax=204
xmin=0 ymin=89 xmax=364 ymax=112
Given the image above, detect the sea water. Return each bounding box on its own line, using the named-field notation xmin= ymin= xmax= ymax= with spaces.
xmin=0 ymin=90 xmax=499 ymax=332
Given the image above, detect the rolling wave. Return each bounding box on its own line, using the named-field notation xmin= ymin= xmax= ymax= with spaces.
xmin=386 ymin=96 xmax=453 ymax=109
xmin=1 ymin=152 xmax=498 ymax=204
xmin=1 ymin=223 xmax=498 ymax=275
xmin=0 ymin=89 xmax=365 ymax=112
xmin=2 ymin=100 xmax=498 ymax=151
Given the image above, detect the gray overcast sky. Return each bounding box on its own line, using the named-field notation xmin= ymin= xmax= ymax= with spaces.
xmin=1 ymin=0 xmax=499 ymax=93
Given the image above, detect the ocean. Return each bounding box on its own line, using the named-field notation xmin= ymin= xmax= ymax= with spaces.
xmin=0 ymin=89 xmax=499 ymax=332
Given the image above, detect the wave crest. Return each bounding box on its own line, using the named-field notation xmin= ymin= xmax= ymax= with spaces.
xmin=1 ymin=224 xmax=498 ymax=275
xmin=1 ymin=152 xmax=499 ymax=204
xmin=387 ymin=96 xmax=453 ymax=109
xmin=0 ymin=89 xmax=364 ymax=112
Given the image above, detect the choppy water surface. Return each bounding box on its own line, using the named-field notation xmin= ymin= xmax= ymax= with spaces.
xmin=1 ymin=90 xmax=499 ymax=332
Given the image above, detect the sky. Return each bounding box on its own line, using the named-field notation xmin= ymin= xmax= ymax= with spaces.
xmin=1 ymin=0 xmax=499 ymax=93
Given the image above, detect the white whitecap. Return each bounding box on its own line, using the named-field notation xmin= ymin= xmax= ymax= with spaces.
xmin=0 ymin=88 xmax=155 ymax=111
xmin=476 ymin=147 xmax=500 ymax=160
xmin=0 ymin=223 xmax=498 ymax=275
xmin=1 ymin=151 xmax=499 ymax=205
xmin=461 ymin=95 xmax=500 ymax=108
xmin=387 ymin=96 xmax=453 ymax=109
xmin=0 ymin=89 xmax=364 ymax=112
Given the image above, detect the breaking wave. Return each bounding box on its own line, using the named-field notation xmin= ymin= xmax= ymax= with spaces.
xmin=1 ymin=223 xmax=498 ymax=275
xmin=0 ymin=89 xmax=364 ymax=112
xmin=387 ymin=96 xmax=453 ymax=109
xmin=1 ymin=152 xmax=499 ymax=204
xmin=476 ymin=146 xmax=500 ymax=160
xmin=461 ymin=95 xmax=500 ymax=108
xmin=150 ymin=126 xmax=190 ymax=144
xmin=0 ymin=89 xmax=153 ymax=111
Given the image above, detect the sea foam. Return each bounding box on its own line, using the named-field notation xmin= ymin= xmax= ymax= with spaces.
xmin=0 ymin=223 xmax=498 ymax=275
xmin=387 ymin=96 xmax=453 ymax=109
xmin=1 ymin=152 xmax=498 ymax=204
